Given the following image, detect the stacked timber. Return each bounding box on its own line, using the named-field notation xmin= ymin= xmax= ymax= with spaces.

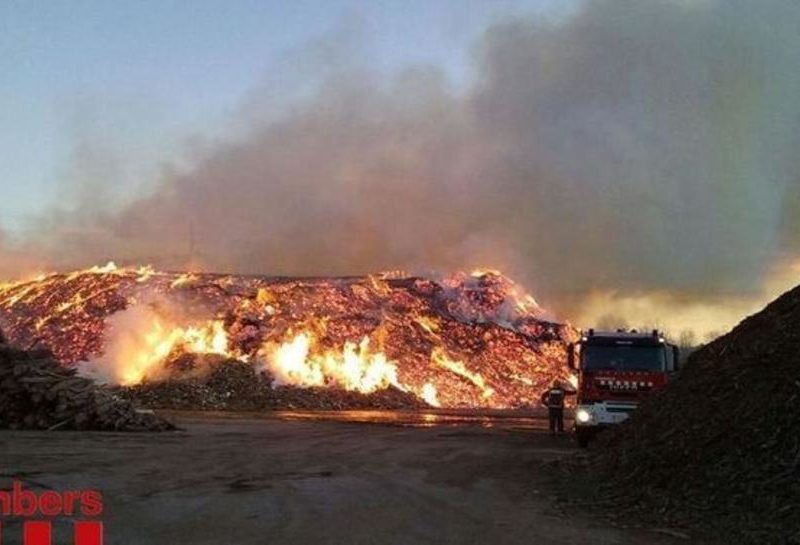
xmin=0 ymin=332 xmax=173 ymax=431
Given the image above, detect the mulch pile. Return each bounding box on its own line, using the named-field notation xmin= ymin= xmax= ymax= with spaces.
xmin=115 ymin=359 xmax=428 ymax=411
xmin=0 ymin=268 xmax=576 ymax=409
xmin=0 ymin=331 xmax=174 ymax=432
xmin=558 ymin=285 xmax=800 ymax=543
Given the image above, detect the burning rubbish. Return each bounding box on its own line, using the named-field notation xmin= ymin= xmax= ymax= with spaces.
xmin=0 ymin=264 xmax=576 ymax=409
xmin=558 ymin=284 xmax=800 ymax=543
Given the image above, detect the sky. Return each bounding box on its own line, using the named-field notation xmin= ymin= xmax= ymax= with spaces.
xmin=0 ymin=0 xmax=570 ymax=233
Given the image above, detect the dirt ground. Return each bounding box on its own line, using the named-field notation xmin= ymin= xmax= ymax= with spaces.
xmin=0 ymin=412 xmax=693 ymax=545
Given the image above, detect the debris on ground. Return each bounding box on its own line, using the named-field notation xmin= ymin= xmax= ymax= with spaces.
xmin=0 ymin=331 xmax=174 ymax=432
xmin=557 ymin=285 xmax=800 ymax=543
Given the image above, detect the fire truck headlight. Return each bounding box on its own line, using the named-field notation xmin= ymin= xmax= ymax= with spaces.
xmin=576 ymin=409 xmax=592 ymax=423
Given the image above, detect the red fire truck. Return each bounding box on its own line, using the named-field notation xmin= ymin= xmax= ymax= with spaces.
xmin=568 ymin=329 xmax=679 ymax=447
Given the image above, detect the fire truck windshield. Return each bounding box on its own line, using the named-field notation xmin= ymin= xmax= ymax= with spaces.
xmin=581 ymin=345 xmax=666 ymax=372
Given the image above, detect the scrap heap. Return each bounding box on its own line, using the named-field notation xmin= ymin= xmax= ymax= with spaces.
xmin=565 ymin=284 xmax=800 ymax=543
xmin=0 ymin=264 xmax=576 ymax=409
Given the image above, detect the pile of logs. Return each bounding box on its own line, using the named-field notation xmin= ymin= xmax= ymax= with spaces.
xmin=0 ymin=331 xmax=173 ymax=431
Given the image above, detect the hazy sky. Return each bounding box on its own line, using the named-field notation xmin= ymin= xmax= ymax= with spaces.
xmin=1 ymin=0 xmax=570 ymax=233
xmin=2 ymin=0 xmax=798 ymax=337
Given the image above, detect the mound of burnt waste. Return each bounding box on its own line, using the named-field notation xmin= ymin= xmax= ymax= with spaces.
xmin=562 ymin=285 xmax=800 ymax=543
xmin=0 ymin=330 xmax=173 ymax=432
xmin=0 ymin=265 xmax=577 ymax=409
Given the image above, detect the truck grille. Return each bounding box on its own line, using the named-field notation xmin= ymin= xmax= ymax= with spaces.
xmin=596 ymin=379 xmax=654 ymax=392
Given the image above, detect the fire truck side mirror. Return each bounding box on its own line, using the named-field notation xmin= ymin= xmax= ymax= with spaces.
xmin=567 ymin=343 xmax=576 ymax=370
xmin=672 ymin=345 xmax=680 ymax=371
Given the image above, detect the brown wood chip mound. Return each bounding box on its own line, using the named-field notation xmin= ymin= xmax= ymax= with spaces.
xmin=560 ymin=286 xmax=800 ymax=543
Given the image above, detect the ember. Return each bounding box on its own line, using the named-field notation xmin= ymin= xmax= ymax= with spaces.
xmin=0 ymin=264 xmax=576 ymax=408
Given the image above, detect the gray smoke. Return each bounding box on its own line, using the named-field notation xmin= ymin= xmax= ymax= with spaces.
xmin=8 ymin=0 xmax=800 ymax=320
xmin=0 ymin=228 xmax=41 ymax=280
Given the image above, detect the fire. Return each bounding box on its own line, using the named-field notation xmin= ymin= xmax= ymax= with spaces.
xmin=118 ymin=318 xmax=230 ymax=385
xmin=79 ymin=304 xmax=232 ymax=386
xmin=261 ymin=331 xmax=401 ymax=394
xmin=367 ymin=274 xmax=392 ymax=297
xmin=514 ymin=293 xmax=541 ymax=314
xmin=135 ymin=265 xmax=157 ymax=282
xmin=471 ymin=268 xmax=503 ymax=277
xmin=415 ymin=316 xmax=440 ymax=336
xmin=88 ymin=261 xmax=120 ymax=275
xmin=1 ymin=263 xmax=576 ymax=408
xmin=261 ymin=333 xmax=454 ymax=405
xmin=419 ymin=383 xmax=440 ymax=407
xmin=567 ymin=374 xmax=579 ymax=389
xmin=124 ymin=319 xmax=230 ymax=385
xmin=170 ymin=273 xmax=199 ymax=289
xmin=431 ymin=347 xmax=494 ymax=399
xmin=182 ymin=321 xmax=229 ymax=356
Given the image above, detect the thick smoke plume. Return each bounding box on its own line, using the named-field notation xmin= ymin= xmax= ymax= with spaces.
xmin=4 ymin=0 xmax=800 ymax=334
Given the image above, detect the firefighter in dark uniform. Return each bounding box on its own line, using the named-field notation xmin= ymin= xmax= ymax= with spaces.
xmin=541 ymin=380 xmax=575 ymax=434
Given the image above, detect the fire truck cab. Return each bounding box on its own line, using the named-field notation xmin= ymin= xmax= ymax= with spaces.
xmin=568 ymin=329 xmax=679 ymax=447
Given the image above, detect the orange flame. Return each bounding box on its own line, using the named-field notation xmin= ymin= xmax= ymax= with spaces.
xmin=419 ymin=382 xmax=440 ymax=407
xmin=567 ymin=373 xmax=579 ymax=389
xmin=260 ymin=331 xmax=401 ymax=394
xmin=80 ymin=305 xmax=231 ymax=386
xmin=2 ymin=262 xmax=574 ymax=408
xmin=122 ymin=319 xmax=229 ymax=385
xmin=431 ymin=347 xmax=494 ymax=399
xmin=470 ymin=268 xmax=502 ymax=277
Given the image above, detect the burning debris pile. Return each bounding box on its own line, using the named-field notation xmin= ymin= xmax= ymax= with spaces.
xmin=0 ymin=264 xmax=576 ymax=409
xmin=563 ymin=285 xmax=800 ymax=543
xmin=0 ymin=330 xmax=173 ymax=431
xmin=113 ymin=359 xmax=425 ymax=411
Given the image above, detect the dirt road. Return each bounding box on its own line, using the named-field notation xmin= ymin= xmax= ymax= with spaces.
xmin=0 ymin=413 xmax=691 ymax=544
